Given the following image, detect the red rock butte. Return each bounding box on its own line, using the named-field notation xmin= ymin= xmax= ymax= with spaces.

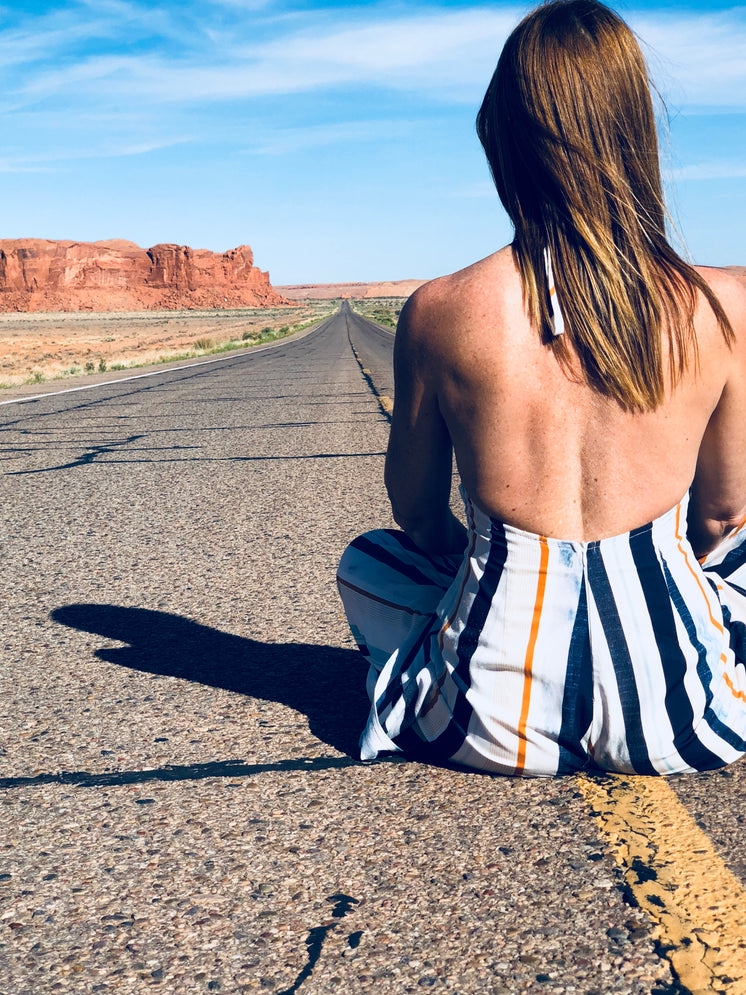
xmin=0 ymin=239 xmax=291 ymax=312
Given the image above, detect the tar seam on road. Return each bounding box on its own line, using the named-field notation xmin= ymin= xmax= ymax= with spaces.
xmin=579 ymin=773 xmax=746 ymax=995
xmin=345 ymin=318 xmax=393 ymax=421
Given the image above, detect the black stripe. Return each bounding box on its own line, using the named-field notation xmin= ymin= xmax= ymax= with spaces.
xmin=556 ymin=578 xmax=593 ymax=774
xmin=413 ymin=518 xmax=510 ymax=762
xmin=666 ymin=572 xmax=746 ymax=757
xmin=350 ymin=533 xmax=446 ymax=588
xmin=453 ymin=519 xmax=509 ymax=682
xmin=722 ymin=602 xmax=746 ymax=666
xmin=374 ymin=620 xmax=434 ymax=718
xmin=393 ymin=631 xmax=448 ymax=761
xmin=631 ymin=532 xmax=723 ymax=770
xmin=386 ymin=529 xmax=462 ymax=582
xmin=706 ymin=542 xmax=746 ymax=580
xmin=708 ymin=575 xmax=746 ymax=600
xmin=587 ymin=545 xmax=657 ymax=775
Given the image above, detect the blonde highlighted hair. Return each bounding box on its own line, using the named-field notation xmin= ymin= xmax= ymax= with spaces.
xmin=476 ymin=0 xmax=733 ymax=411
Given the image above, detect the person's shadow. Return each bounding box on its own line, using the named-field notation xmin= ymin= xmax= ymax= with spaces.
xmin=51 ymin=604 xmax=369 ymax=759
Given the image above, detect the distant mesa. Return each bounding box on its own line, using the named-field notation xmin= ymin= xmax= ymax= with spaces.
xmin=275 ymin=279 xmax=427 ymax=300
xmin=0 ymin=238 xmax=291 ymax=312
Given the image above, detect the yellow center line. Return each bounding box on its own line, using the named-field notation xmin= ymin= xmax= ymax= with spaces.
xmin=348 ymin=341 xmax=393 ymax=418
xmin=578 ymin=774 xmax=746 ymax=994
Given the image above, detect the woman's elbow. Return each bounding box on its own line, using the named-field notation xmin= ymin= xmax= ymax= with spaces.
xmin=696 ymin=501 xmax=746 ymax=532
xmin=688 ymin=506 xmax=746 ymax=558
xmin=389 ymin=497 xmax=422 ymax=535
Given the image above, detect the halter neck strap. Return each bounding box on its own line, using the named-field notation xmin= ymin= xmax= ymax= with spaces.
xmin=543 ymin=248 xmax=565 ymax=337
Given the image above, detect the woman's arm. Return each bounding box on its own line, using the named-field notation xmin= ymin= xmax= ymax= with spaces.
xmin=688 ymin=274 xmax=746 ymax=557
xmin=384 ymin=292 xmax=468 ymax=556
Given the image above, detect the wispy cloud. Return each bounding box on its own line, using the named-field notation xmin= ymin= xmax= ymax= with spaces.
xmin=2 ymin=3 xmax=745 ymax=113
xmin=0 ymin=2 xmax=741 ymax=277
xmin=248 ymin=118 xmax=429 ymax=155
xmin=631 ymin=7 xmax=746 ymax=108
xmin=668 ymin=161 xmax=746 ymax=182
xmin=1 ymin=2 xmax=745 ymax=173
xmin=0 ymin=159 xmax=56 ymax=175
xmin=0 ymin=135 xmax=191 ymax=172
xmin=8 ymin=5 xmax=521 ymax=106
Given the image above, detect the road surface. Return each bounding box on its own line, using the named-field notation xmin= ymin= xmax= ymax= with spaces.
xmin=2 ymin=302 xmax=745 ymax=994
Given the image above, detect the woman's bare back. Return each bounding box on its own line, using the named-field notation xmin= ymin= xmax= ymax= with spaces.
xmin=399 ymin=246 xmax=746 ymax=544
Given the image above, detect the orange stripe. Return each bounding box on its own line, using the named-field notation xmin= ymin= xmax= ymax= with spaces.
xmin=724 ymin=672 xmax=746 ymax=703
xmin=675 ymin=504 xmax=724 ymax=634
xmin=515 ymin=536 xmax=549 ymax=775
xmin=673 ymin=504 xmax=746 ymax=704
xmin=731 ymin=515 xmax=746 ymax=538
xmin=698 ymin=515 xmax=746 ymax=564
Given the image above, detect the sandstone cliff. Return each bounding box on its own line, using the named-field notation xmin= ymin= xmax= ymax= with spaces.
xmin=0 ymin=239 xmax=290 ymax=311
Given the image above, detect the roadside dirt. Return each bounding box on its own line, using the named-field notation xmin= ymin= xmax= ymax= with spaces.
xmin=0 ymin=303 xmax=332 ymax=389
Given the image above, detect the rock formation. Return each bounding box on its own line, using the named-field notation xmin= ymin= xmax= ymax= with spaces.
xmin=276 ymin=278 xmax=426 ymax=300
xmin=0 ymin=239 xmax=291 ymax=311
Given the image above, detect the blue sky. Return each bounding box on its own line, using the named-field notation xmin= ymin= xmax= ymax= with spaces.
xmin=0 ymin=1 xmax=744 ymax=284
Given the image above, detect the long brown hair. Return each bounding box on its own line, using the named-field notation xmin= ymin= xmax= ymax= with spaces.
xmin=476 ymin=0 xmax=733 ymax=412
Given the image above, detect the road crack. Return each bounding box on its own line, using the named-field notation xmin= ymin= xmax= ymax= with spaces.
xmin=275 ymin=893 xmax=360 ymax=995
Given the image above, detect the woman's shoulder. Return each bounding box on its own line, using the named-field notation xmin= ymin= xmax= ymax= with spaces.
xmin=694 ymin=263 xmax=746 ymax=290
xmin=410 ymin=245 xmax=515 ymax=303
xmin=399 ymin=246 xmax=519 ymax=342
xmin=694 ymin=265 xmax=746 ymax=333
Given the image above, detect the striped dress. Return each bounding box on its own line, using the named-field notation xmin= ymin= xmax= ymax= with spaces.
xmin=337 ymin=488 xmax=746 ymax=776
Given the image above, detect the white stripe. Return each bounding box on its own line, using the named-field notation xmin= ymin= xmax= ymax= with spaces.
xmin=605 ymin=539 xmax=679 ymax=773
xmin=0 ymin=354 xmax=246 ymax=407
xmin=544 ymin=247 xmax=565 ymax=337
xmin=523 ymin=543 xmax=583 ymax=775
xmin=0 ymin=328 xmax=317 ymax=407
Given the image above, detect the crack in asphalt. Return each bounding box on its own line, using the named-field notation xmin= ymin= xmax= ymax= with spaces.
xmin=275 ymin=893 xmax=360 ymax=995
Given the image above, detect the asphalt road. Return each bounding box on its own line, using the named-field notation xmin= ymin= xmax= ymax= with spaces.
xmin=344 ymin=306 xmax=396 ymax=402
xmin=1 ymin=302 xmax=744 ymax=994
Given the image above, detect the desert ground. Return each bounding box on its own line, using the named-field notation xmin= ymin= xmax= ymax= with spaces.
xmin=0 ymin=295 xmax=409 ymax=390
xmin=0 ymin=302 xmax=329 ymax=389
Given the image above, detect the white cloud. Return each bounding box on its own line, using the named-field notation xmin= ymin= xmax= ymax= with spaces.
xmin=3 ymin=3 xmax=744 ymax=113
xmin=2 ymin=1 xmax=746 ymax=172
xmin=0 ymin=159 xmax=55 ymax=174
xmin=0 ymin=135 xmax=191 ymax=172
xmin=631 ymin=8 xmax=746 ymax=108
xmin=3 ymin=4 xmax=520 ymax=106
xmin=1 ymin=2 xmax=745 ymax=111
xmin=668 ymin=161 xmax=746 ymax=182
xmin=249 ymin=118 xmax=427 ymax=155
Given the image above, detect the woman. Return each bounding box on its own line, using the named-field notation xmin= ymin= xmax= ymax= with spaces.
xmin=337 ymin=0 xmax=746 ymax=776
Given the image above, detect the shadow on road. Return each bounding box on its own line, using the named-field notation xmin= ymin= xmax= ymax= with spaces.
xmin=50 ymin=603 xmax=370 ymax=761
